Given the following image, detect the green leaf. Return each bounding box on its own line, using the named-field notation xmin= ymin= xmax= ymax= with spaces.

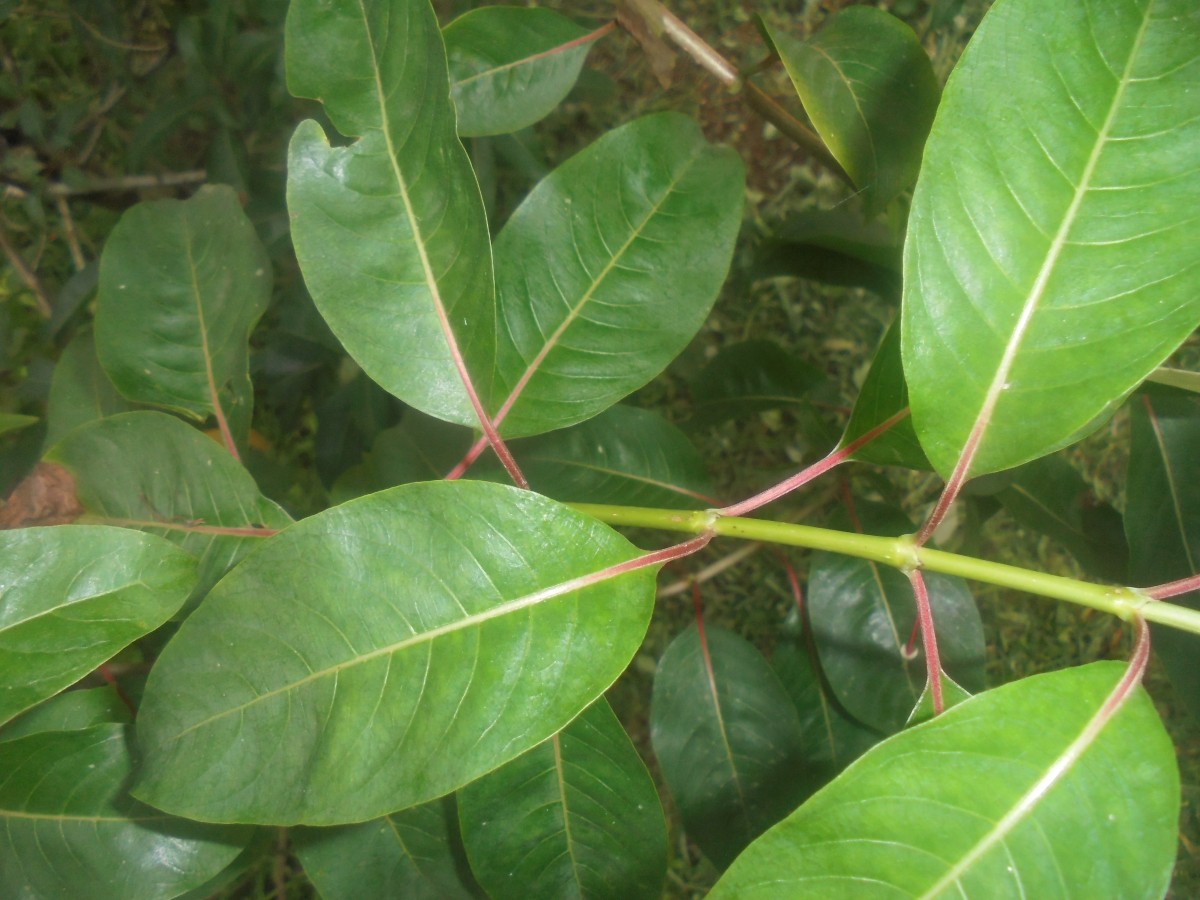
xmin=752 ymin=209 xmax=901 ymax=295
xmin=710 ymin=663 xmax=1179 ymax=898
xmin=905 ymin=670 xmax=972 ymax=727
xmin=1127 ymin=393 xmax=1200 ymax=720
xmin=458 ymin=698 xmax=667 ymax=899
xmin=0 ymin=687 xmax=131 ymax=743
xmin=44 ymin=327 xmax=136 ymax=447
xmin=0 ymin=725 xmax=249 ymax=899
xmin=486 ymin=111 xmax=745 ymax=437
xmin=903 ymin=0 xmax=1200 ymax=479
xmin=770 ymin=642 xmax=879 ymax=793
xmin=650 ymin=624 xmax=809 ymax=869
xmin=509 ymin=405 xmax=716 ymax=509
xmin=842 ymin=320 xmax=930 ymax=470
xmin=690 ymin=340 xmax=826 ymax=431
xmin=295 ymin=798 xmax=478 ymax=900
xmin=331 ymin=409 xmax=474 ymax=504
xmin=0 ymin=525 xmax=196 ymax=728
xmin=94 ymin=185 xmax=270 ymax=448
xmin=768 ymin=8 xmax=939 ymax=215
xmin=286 ymin=0 xmax=494 ymax=427
xmin=45 ymin=412 xmax=291 ymax=608
xmin=808 ymin=503 xmax=985 ymax=733
xmin=0 ymin=413 xmax=37 ymax=438
xmin=445 ymin=7 xmax=591 ymax=138
xmin=995 ymin=454 xmax=1128 ymax=583
xmin=133 ymin=481 xmax=657 ymax=825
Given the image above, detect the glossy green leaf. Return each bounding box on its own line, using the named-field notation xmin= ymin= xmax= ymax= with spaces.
xmin=44 ymin=327 xmax=136 ymax=447
xmin=0 ymin=687 xmax=131 ymax=743
xmin=0 ymin=525 xmax=196 ymax=728
xmin=295 ymin=798 xmax=478 ymax=900
xmin=509 ymin=405 xmax=716 ymax=509
xmin=133 ymin=481 xmax=657 ymax=824
xmin=286 ymin=0 xmax=494 ymax=427
xmin=752 ymin=209 xmax=901 ymax=295
xmin=0 ymin=724 xmax=248 ymax=900
xmin=650 ymin=624 xmax=809 ymax=869
xmin=446 ymin=6 xmax=591 ymax=137
xmin=768 ymin=8 xmax=939 ymax=215
xmin=690 ymin=340 xmax=826 ymax=431
xmin=0 ymin=413 xmax=37 ymax=438
xmin=710 ymin=663 xmax=1179 ymax=898
xmin=94 ymin=185 xmax=270 ymax=447
xmin=808 ymin=503 xmax=985 ymax=733
xmin=458 ymin=698 xmax=667 ymax=899
xmin=996 ymin=454 xmax=1128 ymax=582
xmin=486 ymin=111 xmax=745 ymax=437
xmin=45 ymin=412 xmax=291 ymax=607
xmin=770 ymin=642 xmax=878 ymax=794
xmin=330 ymin=409 xmax=474 ymax=504
xmin=842 ymin=320 xmax=930 ymax=470
xmin=905 ymin=670 xmax=972 ymax=727
xmin=903 ymin=0 xmax=1200 ymax=479
xmin=1127 ymin=393 xmax=1200 ymax=720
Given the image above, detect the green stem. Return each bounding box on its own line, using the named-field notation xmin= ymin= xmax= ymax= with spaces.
xmin=569 ymin=503 xmax=1200 ymax=636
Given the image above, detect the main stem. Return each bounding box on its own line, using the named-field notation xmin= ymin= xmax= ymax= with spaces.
xmin=568 ymin=503 xmax=1200 ymax=636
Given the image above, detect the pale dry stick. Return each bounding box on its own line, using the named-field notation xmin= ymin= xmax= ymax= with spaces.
xmin=0 ymin=215 xmax=52 ymax=318
xmin=647 ymin=0 xmax=851 ymax=183
xmin=2 ymin=170 xmax=209 ymax=202
xmin=55 ymin=195 xmax=86 ymax=271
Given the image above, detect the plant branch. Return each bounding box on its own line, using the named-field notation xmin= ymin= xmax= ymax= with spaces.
xmin=569 ymin=503 xmax=1200 ymax=635
xmin=1145 ymin=573 xmax=1200 ymax=601
xmin=907 ymin=569 xmax=944 ymax=715
xmin=719 ymin=408 xmax=910 ymax=517
xmin=0 ymin=216 xmax=52 ymax=318
xmin=3 ymin=170 xmax=209 ymax=201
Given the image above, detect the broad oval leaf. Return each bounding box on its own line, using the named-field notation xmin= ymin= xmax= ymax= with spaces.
xmin=486 ymin=111 xmax=745 ymax=437
xmin=0 ymin=724 xmax=249 ymax=899
xmin=768 ymin=8 xmax=939 ymax=215
xmin=446 ymin=6 xmax=591 ymax=138
xmin=45 ymin=327 xmax=136 ymax=447
xmin=0 ymin=525 xmax=196 ymax=727
xmin=650 ymin=624 xmax=809 ymax=869
xmin=295 ymin=798 xmax=477 ymax=899
xmin=286 ymin=0 xmax=494 ymax=426
xmin=710 ymin=662 xmax=1179 ymax=898
xmin=458 ymin=698 xmax=667 ymax=899
xmin=808 ymin=503 xmax=985 ymax=733
xmin=1127 ymin=393 xmax=1200 ymax=720
xmin=508 ymin=405 xmax=716 ymax=509
xmin=903 ymin=0 xmax=1200 ymax=479
xmin=94 ymin=184 xmax=270 ymax=448
xmin=133 ymin=481 xmax=657 ymax=825
xmin=45 ymin=411 xmax=291 ymax=608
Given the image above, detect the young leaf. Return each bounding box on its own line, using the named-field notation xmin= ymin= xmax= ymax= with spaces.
xmin=1127 ymin=393 xmax=1200 ymax=719
xmin=650 ymin=624 xmax=810 ymax=869
xmin=689 ymin=340 xmax=826 ymax=431
xmin=0 ymin=725 xmax=249 ymax=899
xmin=710 ymin=663 xmax=1179 ymax=898
xmin=767 ymin=8 xmax=939 ymax=215
xmin=294 ymin=798 xmax=478 ymax=899
xmin=0 ymin=526 xmax=196 ymax=727
xmin=486 ymin=111 xmax=745 ymax=437
xmin=808 ymin=503 xmax=985 ymax=733
xmin=94 ymin=185 xmax=270 ymax=451
xmin=133 ymin=481 xmax=657 ymax=825
xmin=286 ymin=0 xmax=495 ymax=427
xmin=45 ymin=411 xmax=291 ymax=608
xmin=445 ymin=7 xmax=592 ymax=138
xmin=506 ymin=405 xmax=716 ymax=509
xmin=903 ymin=0 xmax=1200 ymax=480
xmin=458 ymin=698 xmax=667 ymax=900
xmin=0 ymin=687 xmax=131 ymax=743
xmin=44 ymin=327 xmax=136 ymax=447
xmin=842 ymin=320 xmax=930 ymax=470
